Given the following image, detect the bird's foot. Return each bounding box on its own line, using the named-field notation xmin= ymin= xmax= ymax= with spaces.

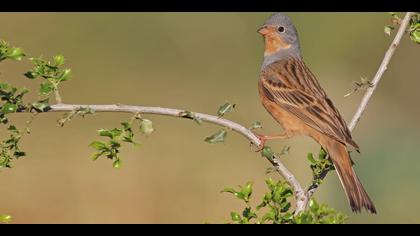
xmin=254 ymin=134 xmax=270 ymax=152
xmin=253 ymin=133 xmax=289 ymax=152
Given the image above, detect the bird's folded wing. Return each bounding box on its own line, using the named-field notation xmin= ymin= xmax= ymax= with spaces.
xmin=260 ymin=60 xmax=359 ymax=150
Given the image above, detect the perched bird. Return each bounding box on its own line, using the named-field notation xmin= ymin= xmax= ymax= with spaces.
xmin=256 ymin=13 xmax=376 ymax=214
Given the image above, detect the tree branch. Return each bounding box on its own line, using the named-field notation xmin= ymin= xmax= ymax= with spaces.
xmin=46 ymin=103 xmax=308 ymax=214
xmin=50 ymin=104 xmax=261 ymax=144
xmin=348 ymin=12 xmax=414 ymax=131
xmin=303 ymin=12 xmax=414 ymax=208
xmin=54 ymin=90 xmax=63 ymax=104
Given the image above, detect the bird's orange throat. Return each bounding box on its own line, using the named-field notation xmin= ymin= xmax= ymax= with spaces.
xmin=264 ymin=34 xmax=291 ymax=56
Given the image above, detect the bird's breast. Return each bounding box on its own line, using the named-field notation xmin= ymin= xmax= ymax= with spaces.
xmin=258 ymin=80 xmax=304 ymax=135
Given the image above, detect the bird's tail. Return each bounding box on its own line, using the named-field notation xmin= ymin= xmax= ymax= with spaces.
xmin=324 ymin=139 xmax=376 ymax=214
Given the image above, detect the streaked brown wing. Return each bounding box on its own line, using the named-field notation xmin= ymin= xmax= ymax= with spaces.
xmin=260 ymin=58 xmax=359 ymax=150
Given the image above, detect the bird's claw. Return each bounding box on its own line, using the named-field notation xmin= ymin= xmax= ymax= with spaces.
xmin=253 ymin=134 xmax=267 ymax=152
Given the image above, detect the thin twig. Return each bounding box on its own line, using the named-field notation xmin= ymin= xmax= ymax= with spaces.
xmin=303 ymin=12 xmax=414 ymax=208
xmin=54 ymin=90 xmax=63 ymax=104
xmin=348 ymin=12 xmax=414 ymax=131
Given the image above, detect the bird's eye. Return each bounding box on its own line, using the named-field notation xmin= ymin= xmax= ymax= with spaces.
xmin=278 ymin=26 xmax=285 ymax=33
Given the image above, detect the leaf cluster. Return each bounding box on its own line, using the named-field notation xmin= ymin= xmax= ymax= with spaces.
xmin=24 ymin=55 xmax=71 ymax=97
xmin=307 ymin=148 xmax=335 ymax=187
xmin=0 ymin=40 xmax=25 ymax=62
xmin=223 ymin=178 xmax=346 ymax=224
xmin=90 ymin=116 xmax=154 ymax=168
xmin=0 ymin=126 xmax=26 ymax=168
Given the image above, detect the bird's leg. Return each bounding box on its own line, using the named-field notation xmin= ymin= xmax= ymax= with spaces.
xmin=254 ymin=132 xmax=290 ymax=152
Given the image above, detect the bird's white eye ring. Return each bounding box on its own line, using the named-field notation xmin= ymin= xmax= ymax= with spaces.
xmin=278 ymin=26 xmax=285 ymax=33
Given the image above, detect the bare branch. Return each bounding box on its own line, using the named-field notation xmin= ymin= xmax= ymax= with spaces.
xmin=348 ymin=12 xmax=414 ymax=131
xmin=47 ymin=103 xmax=307 ymax=213
xmin=50 ymin=104 xmax=261 ymax=144
xmin=54 ymin=90 xmax=63 ymax=104
xmin=302 ymin=12 xmax=415 ymax=210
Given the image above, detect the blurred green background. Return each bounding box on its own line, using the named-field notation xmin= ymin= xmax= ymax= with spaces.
xmin=0 ymin=12 xmax=419 ymax=224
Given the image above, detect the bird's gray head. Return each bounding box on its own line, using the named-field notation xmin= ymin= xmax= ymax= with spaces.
xmin=258 ymin=13 xmax=301 ymax=69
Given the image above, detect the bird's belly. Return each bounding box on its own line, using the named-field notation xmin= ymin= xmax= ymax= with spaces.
xmin=260 ymin=98 xmax=307 ymax=137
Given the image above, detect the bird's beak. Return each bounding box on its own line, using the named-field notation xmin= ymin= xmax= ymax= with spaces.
xmin=257 ymin=26 xmax=270 ymax=35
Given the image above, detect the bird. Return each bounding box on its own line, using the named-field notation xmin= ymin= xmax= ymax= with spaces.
xmin=256 ymin=13 xmax=376 ymax=214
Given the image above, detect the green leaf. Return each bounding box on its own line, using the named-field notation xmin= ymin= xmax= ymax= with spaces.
xmin=249 ymin=121 xmax=263 ymax=130
xmin=97 ymin=129 xmax=113 ymax=138
xmin=273 ymin=188 xmax=283 ymax=202
xmin=121 ymin=122 xmax=131 ymax=130
xmin=204 ymin=129 xmax=227 ymax=144
xmin=6 ymin=47 xmax=25 ymax=61
xmin=234 ymin=192 xmax=245 ymax=201
xmin=98 ymin=128 xmax=122 ymax=139
xmin=113 ymin=159 xmax=122 ymax=169
xmin=0 ymin=114 xmax=8 ymax=124
xmin=139 ymin=119 xmax=154 ymax=135
xmin=0 ymin=214 xmax=12 ymax=223
xmin=410 ymin=23 xmax=420 ymax=44
xmin=240 ymin=182 xmax=253 ymax=201
xmin=13 ymin=151 xmax=26 ymax=158
xmin=318 ymin=148 xmax=327 ymax=160
xmin=122 ymin=136 xmax=134 ymax=144
xmin=53 ymin=54 xmax=65 ymax=66
xmin=39 ymin=81 xmax=55 ymax=95
xmin=260 ymin=146 xmax=274 ymax=159
xmin=390 ymin=12 xmax=401 ymax=24
xmin=265 ymin=178 xmax=276 ymax=190
xmin=91 ymin=152 xmax=103 ymax=161
xmin=280 ymin=202 xmax=291 ymax=213
xmin=230 ymin=212 xmax=241 ymax=222
xmin=242 ymin=207 xmax=257 ymax=220
xmin=31 ymin=99 xmax=50 ymax=112
xmin=217 ymin=102 xmax=235 ymax=117
xmin=282 ymin=212 xmax=294 ymax=222
xmin=281 ymin=188 xmax=293 ymax=198
xmin=7 ymin=125 xmax=18 ymax=132
xmin=109 ymin=140 xmax=121 ymax=149
xmin=263 ymin=192 xmax=272 ymax=201
xmin=17 ymin=87 xmax=29 ymax=98
xmin=308 ymin=198 xmax=320 ymax=212
xmin=1 ymin=103 xmax=18 ymax=114
xmin=0 ymin=82 xmax=11 ymax=90
xmin=296 ymin=213 xmax=314 ymax=224
xmin=89 ymin=141 xmax=108 ymax=150
xmin=307 ymin=152 xmax=316 ymax=164
xmin=261 ymin=210 xmax=275 ymax=223
xmin=412 ymin=30 xmax=420 ymax=44
xmin=256 ymin=201 xmax=267 ymax=211
xmin=221 ymin=188 xmax=237 ymax=195
xmin=24 ymin=71 xmax=38 ymax=79
xmin=58 ymin=69 xmax=71 ymax=81
xmin=384 ymin=25 xmax=394 ymax=36
xmin=294 ymin=198 xmax=347 ymax=224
